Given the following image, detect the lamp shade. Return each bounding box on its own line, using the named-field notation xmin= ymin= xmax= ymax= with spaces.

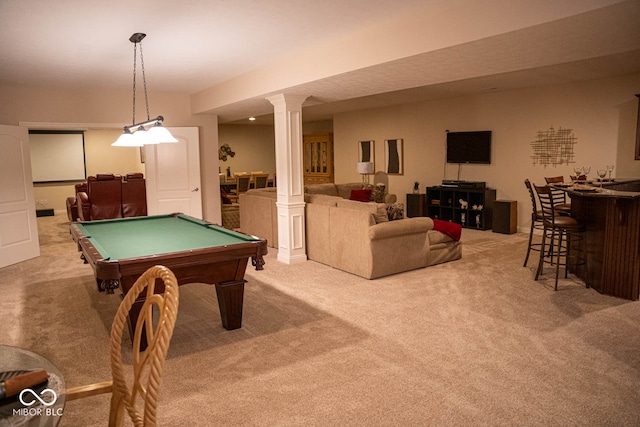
xmin=147 ymin=124 xmax=178 ymax=143
xmin=132 ymin=128 xmax=154 ymax=145
xmin=357 ymin=162 xmax=374 ymax=174
xmin=112 ymin=131 xmax=143 ymax=147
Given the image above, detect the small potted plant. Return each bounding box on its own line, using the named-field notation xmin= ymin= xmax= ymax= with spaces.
xmin=413 ymin=181 xmax=420 ymax=194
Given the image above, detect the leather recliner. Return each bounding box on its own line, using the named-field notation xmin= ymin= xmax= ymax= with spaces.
xmin=66 ymin=182 xmax=88 ymax=222
xmin=121 ymin=173 xmax=147 ymax=217
xmin=77 ymin=174 xmax=123 ymax=221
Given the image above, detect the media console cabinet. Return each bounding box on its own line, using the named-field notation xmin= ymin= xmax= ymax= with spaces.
xmin=426 ymin=185 xmax=496 ymax=230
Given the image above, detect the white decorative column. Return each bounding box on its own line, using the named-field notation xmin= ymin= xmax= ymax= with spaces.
xmin=267 ymin=94 xmax=308 ymax=264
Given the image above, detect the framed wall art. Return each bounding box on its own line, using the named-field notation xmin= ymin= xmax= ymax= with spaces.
xmin=358 ymin=140 xmax=374 ymax=165
xmin=384 ymin=138 xmax=403 ymax=175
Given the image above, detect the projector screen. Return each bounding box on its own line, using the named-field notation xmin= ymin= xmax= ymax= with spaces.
xmin=29 ymin=131 xmax=86 ymax=182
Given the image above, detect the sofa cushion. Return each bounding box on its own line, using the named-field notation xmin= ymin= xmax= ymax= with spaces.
xmin=385 ymin=202 xmax=404 ymax=221
xmin=336 ymin=199 xmax=388 ymax=223
xmin=246 ymin=188 xmax=277 ymax=198
xmin=369 ymin=184 xmax=386 ymax=203
xmin=305 ymin=194 xmax=341 ymax=206
xmin=304 ymin=183 xmax=339 ymax=196
xmin=336 ymin=183 xmax=365 ymax=199
xmin=349 ymin=188 xmax=371 ymax=202
xmin=368 ymin=217 xmax=432 ymax=240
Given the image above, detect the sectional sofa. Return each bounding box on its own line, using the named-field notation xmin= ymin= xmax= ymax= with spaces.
xmin=239 ymin=183 xmax=461 ymax=279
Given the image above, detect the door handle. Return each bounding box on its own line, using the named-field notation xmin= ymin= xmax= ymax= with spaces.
xmin=192 ymin=187 xmax=199 ymax=192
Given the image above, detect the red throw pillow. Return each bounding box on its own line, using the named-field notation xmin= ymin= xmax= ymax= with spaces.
xmin=220 ymin=188 xmax=232 ymax=205
xmin=433 ymin=219 xmax=462 ymax=241
xmin=350 ymin=188 xmax=371 ymax=202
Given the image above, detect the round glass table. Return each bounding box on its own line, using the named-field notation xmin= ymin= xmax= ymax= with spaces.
xmin=0 ymin=345 xmax=65 ymax=427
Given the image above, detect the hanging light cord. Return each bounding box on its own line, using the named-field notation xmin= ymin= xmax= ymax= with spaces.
xmin=130 ymin=37 xmax=151 ymax=126
xmin=139 ymin=41 xmax=151 ymax=122
xmin=131 ymin=41 xmax=137 ymax=126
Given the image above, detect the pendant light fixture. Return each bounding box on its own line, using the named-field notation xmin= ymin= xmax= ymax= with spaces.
xmin=112 ymin=33 xmax=178 ymax=147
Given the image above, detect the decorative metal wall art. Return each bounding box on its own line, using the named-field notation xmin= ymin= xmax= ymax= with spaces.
xmin=218 ymin=144 xmax=235 ymax=161
xmin=530 ymin=126 xmax=577 ymax=167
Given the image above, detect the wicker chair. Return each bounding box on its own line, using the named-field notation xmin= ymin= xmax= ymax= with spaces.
xmin=65 ymin=265 xmax=180 ymax=427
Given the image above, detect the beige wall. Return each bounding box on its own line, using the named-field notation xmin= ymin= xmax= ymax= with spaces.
xmin=0 ymin=83 xmax=221 ymax=223
xmin=333 ymin=73 xmax=640 ymax=232
xmin=218 ymin=124 xmax=276 ymax=178
xmin=217 ymin=120 xmax=333 ymax=180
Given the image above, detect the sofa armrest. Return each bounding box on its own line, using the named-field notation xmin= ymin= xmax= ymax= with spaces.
xmin=66 ymin=196 xmax=78 ymax=222
xmin=77 ymin=192 xmax=90 ymax=221
xmin=368 ymin=217 xmax=433 ymax=240
xmin=239 ymin=192 xmax=277 ymax=247
xmin=367 ymin=217 xmax=432 ymax=279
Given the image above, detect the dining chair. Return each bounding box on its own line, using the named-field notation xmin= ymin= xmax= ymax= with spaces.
xmin=251 ymin=173 xmax=269 ymax=189
xmin=544 ymin=176 xmax=572 ymax=216
xmin=534 ymin=185 xmax=587 ymax=290
xmin=523 ymin=179 xmax=544 ymax=267
xmin=228 ymin=174 xmax=251 ymax=203
xmin=65 ymin=265 xmax=180 ymax=427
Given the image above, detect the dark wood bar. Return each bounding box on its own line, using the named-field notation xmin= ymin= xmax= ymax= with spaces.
xmin=565 ymin=179 xmax=640 ymax=300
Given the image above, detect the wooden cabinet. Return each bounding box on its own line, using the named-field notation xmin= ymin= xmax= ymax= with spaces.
xmin=426 ymin=186 xmax=496 ymax=230
xmin=406 ymin=193 xmax=425 ymax=217
xmin=303 ymin=134 xmax=333 ymax=185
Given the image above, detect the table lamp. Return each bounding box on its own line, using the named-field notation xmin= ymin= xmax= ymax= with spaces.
xmin=357 ymin=162 xmax=374 ymax=185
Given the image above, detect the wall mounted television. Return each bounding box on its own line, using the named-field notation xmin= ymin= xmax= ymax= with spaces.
xmin=446 ymin=131 xmax=492 ymax=164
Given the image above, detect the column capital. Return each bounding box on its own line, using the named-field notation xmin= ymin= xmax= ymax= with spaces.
xmin=266 ymin=94 xmax=309 ymax=108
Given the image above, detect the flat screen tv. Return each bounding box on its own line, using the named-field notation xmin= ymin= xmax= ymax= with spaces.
xmin=446 ymin=131 xmax=492 ymax=164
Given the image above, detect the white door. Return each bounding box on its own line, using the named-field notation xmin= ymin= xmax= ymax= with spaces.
xmin=0 ymin=125 xmax=40 ymax=268
xmin=145 ymin=127 xmax=202 ymax=218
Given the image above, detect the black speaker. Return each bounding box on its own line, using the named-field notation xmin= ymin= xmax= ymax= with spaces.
xmin=493 ymin=200 xmax=517 ymax=234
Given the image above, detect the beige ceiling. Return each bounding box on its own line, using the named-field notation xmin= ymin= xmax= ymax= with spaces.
xmin=1 ymin=0 xmax=639 ymax=124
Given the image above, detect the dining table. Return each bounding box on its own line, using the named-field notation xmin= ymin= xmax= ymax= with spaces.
xmin=0 ymin=345 xmax=65 ymax=427
xmin=552 ymin=178 xmax=640 ymax=300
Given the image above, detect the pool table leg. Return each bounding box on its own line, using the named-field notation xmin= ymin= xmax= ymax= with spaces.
xmin=215 ymin=280 xmax=246 ymax=330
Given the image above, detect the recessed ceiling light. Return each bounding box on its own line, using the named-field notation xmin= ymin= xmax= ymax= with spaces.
xmin=249 ymin=117 xmax=256 ymax=121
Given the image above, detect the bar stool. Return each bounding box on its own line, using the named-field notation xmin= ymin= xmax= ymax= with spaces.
xmin=534 ymin=185 xmax=588 ymax=290
xmin=523 ymin=179 xmax=544 ymax=267
xmin=544 ymin=176 xmax=572 ymax=216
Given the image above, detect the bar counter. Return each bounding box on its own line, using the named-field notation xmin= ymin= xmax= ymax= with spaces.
xmin=561 ymin=179 xmax=640 ymax=300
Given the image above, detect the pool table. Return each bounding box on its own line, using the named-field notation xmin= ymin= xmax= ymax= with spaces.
xmin=70 ymin=213 xmax=267 ymax=346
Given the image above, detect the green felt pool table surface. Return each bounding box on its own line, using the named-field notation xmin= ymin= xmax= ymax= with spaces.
xmin=74 ymin=213 xmax=260 ymax=260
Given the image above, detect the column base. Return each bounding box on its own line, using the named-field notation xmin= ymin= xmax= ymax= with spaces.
xmin=277 ymin=252 xmax=308 ymax=264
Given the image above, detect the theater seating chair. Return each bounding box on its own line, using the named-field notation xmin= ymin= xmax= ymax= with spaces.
xmin=73 ymin=173 xmax=148 ymax=222
xmin=122 ymin=173 xmax=147 ymax=217
xmin=66 ymin=182 xmax=87 ymax=222
xmin=78 ymin=174 xmax=123 ymax=221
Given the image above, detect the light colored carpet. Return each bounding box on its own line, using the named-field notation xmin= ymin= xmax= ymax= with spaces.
xmin=1 ymin=215 xmax=639 ymax=426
